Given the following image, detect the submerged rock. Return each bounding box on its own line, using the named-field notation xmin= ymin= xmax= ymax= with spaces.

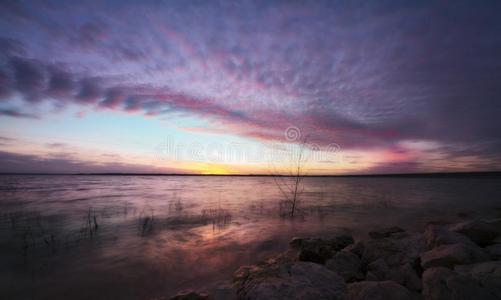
xmin=449 ymin=220 xmax=499 ymax=246
xmin=234 ymin=261 xmax=347 ymax=300
xmin=420 ymin=243 xmax=490 ymax=269
xmin=326 ymin=251 xmax=364 ymax=282
xmin=348 ymin=280 xmax=414 ymax=300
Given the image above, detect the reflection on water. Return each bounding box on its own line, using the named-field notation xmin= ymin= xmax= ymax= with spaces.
xmin=1 ymin=175 xmax=501 ymax=299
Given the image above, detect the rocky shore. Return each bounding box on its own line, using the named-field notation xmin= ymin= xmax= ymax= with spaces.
xmin=166 ymin=218 xmax=501 ymax=300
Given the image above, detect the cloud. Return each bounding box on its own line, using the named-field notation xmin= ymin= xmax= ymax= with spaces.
xmin=47 ymin=66 xmax=75 ymax=97
xmin=10 ymin=56 xmax=46 ymax=101
xmin=1 ymin=1 xmax=501 ymax=172
xmin=0 ymin=108 xmax=38 ymax=119
xmin=0 ymin=150 xmax=184 ymax=174
xmin=46 ymin=142 xmax=66 ymax=148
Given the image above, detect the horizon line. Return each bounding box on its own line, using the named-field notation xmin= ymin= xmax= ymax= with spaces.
xmin=1 ymin=171 xmax=501 ymax=178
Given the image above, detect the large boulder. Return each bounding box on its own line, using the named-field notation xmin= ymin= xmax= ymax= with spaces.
xmin=449 ymin=220 xmax=500 ymax=246
xmin=366 ymin=259 xmax=421 ymax=292
xmin=422 ymin=266 xmax=500 ymax=300
xmin=328 ymin=235 xmax=355 ymax=251
xmin=289 ymin=238 xmax=335 ymax=264
xmin=343 ymin=241 xmax=366 ymax=258
xmin=420 ymin=243 xmax=490 ymax=269
xmin=348 ymin=281 xmax=414 ymax=300
xmin=326 ymin=251 xmax=364 ymax=282
xmin=455 ymin=261 xmax=501 ymax=298
xmin=362 ymin=232 xmax=427 ymax=267
xmin=206 ymin=282 xmax=237 ymax=300
xmin=424 ymin=225 xmax=476 ymax=249
xmin=234 ymin=260 xmax=347 ymax=300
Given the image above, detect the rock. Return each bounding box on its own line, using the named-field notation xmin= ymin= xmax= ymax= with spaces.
xmin=326 ymin=251 xmax=364 ymax=282
xmin=455 ymin=261 xmax=501 ymax=299
xmin=455 ymin=260 xmax=501 ymax=276
xmin=289 ymin=237 xmax=309 ymax=249
xmin=207 ymin=282 xmax=237 ymax=300
xmin=234 ymin=261 xmax=348 ymax=300
xmin=362 ymin=233 xmax=427 ymax=267
xmin=343 ymin=241 xmax=366 ymax=258
xmin=168 ymin=291 xmax=209 ymax=300
xmin=366 ymin=258 xmax=392 ymax=281
xmin=366 ymin=259 xmax=421 ymax=292
xmin=289 ymin=238 xmax=335 ymax=264
xmin=399 ymin=263 xmax=423 ymax=292
xmin=299 ymin=249 xmax=327 ymax=264
xmin=486 ymin=244 xmax=501 ymax=259
xmin=486 ymin=218 xmax=501 ymax=229
xmin=424 ymin=224 xmax=476 ymax=249
xmin=420 ymin=243 xmax=490 ymax=269
xmin=369 ymin=227 xmax=405 ymax=239
xmin=289 ymin=237 xmax=325 ymax=250
xmin=422 ymin=267 xmax=456 ymax=300
xmin=348 ymin=280 xmax=414 ymax=300
xmin=328 ymin=235 xmax=355 ymax=251
xmin=449 ymin=220 xmax=499 ymax=246
xmin=422 ymin=267 xmax=500 ymax=300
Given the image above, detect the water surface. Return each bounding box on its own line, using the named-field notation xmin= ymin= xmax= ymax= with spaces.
xmin=1 ymin=175 xmax=500 ymax=299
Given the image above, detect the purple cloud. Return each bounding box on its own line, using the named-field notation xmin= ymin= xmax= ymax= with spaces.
xmin=1 ymin=1 xmax=501 ymax=172
xmin=0 ymin=150 xmax=182 ymax=174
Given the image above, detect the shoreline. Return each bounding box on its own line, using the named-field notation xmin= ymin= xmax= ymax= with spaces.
xmin=166 ymin=218 xmax=501 ymax=300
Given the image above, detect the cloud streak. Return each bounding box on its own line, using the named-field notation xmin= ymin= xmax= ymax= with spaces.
xmin=1 ymin=0 xmax=501 ymax=173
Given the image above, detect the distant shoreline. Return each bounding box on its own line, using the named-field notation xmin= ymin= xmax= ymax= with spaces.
xmin=1 ymin=171 xmax=501 ymax=178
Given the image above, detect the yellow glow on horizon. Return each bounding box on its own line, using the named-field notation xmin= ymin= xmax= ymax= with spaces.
xmin=200 ymin=164 xmax=229 ymax=175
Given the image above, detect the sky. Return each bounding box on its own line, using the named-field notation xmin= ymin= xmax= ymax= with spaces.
xmin=1 ymin=0 xmax=501 ymax=175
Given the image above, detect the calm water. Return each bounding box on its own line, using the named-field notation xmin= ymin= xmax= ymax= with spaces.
xmin=1 ymin=175 xmax=500 ymax=299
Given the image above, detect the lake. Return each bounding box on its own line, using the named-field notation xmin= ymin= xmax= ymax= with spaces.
xmin=1 ymin=175 xmax=500 ymax=299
